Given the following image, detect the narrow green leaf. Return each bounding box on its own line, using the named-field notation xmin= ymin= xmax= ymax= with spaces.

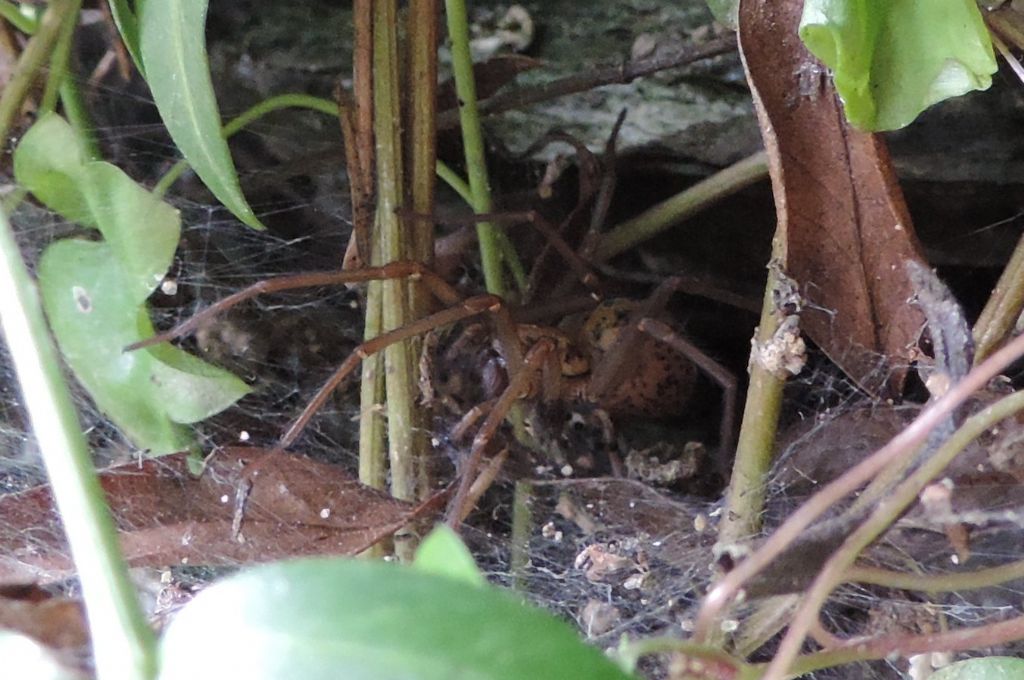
xmin=137 ymin=0 xmax=263 ymax=230
xmin=159 ymin=559 xmax=636 ymax=680
xmin=799 ymin=0 xmax=997 ymax=131
xmin=12 ymin=112 xmax=93 ymax=227
xmin=106 ymin=0 xmax=144 ymax=76
xmin=413 ymin=525 xmax=485 ymax=586
xmin=931 ymin=657 xmax=1024 ymax=679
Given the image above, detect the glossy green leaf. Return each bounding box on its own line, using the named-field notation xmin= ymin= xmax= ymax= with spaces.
xmin=13 ymin=113 xmax=93 ymax=227
xmin=106 ymin=0 xmax=144 ymax=76
xmin=137 ymin=0 xmax=263 ymax=230
xmin=159 ymin=559 xmax=635 ymax=680
xmin=413 ymin=525 xmax=485 ymax=586
xmin=799 ymin=0 xmax=997 ymax=131
xmin=931 ymin=657 xmax=1024 ymax=679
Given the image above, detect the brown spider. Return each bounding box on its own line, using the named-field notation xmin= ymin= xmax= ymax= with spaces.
xmin=129 ymin=259 xmax=737 ymax=528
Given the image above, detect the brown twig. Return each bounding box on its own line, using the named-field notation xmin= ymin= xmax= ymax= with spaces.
xmin=436 ymin=35 xmax=738 ymax=130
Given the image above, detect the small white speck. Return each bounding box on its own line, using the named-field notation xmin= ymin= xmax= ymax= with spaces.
xmin=560 ymin=464 xmax=573 ymax=477
xmin=181 ymin=557 xmax=189 ymax=564
xmin=160 ymin=278 xmax=178 ymax=296
xmin=220 ymin=494 xmax=229 ymax=504
xmin=431 ymin=437 xmax=440 ymax=447
xmin=239 ymin=430 xmax=250 ymax=442
xmin=320 ymin=508 xmax=331 ymax=519
xmin=950 ymin=554 xmax=960 ymax=565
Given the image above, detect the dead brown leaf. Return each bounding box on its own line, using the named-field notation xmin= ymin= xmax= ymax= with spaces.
xmin=739 ymin=0 xmax=927 ymax=396
xmin=0 ymin=448 xmax=435 ymax=584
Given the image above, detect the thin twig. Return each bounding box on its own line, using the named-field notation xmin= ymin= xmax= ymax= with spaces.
xmin=436 ymin=35 xmax=738 ymax=130
xmin=695 ymin=329 xmax=1024 ymax=641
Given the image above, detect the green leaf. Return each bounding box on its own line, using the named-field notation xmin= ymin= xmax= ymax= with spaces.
xmin=799 ymin=0 xmax=997 ymax=131
xmin=137 ymin=0 xmax=264 ymax=230
xmin=159 ymin=559 xmax=635 ymax=680
xmin=79 ymin=162 xmax=180 ymax=300
xmin=931 ymin=657 xmax=1024 ymax=679
xmin=413 ymin=525 xmax=485 ymax=586
xmin=39 ymin=240 xmax=191 ymax=454
xmin=13 ymin=113 xmax=93 ymax=227
xmin=705 ymin=0 xmax=738 ymax=30
xmin=145 ymin=341 xmax=251 ymax=424
xmin=18 ymin=114 xmax=250 ymax=452
xmin=106 ymin=0 xmax=144 ymax=76
xmin=38 ymin=241 xmax=249 ymax=452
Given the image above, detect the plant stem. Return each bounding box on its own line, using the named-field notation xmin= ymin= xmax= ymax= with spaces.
xmin=717 ymin=244 xmax=787 ymax=547
xmin=0 ymin=207 xmax=156 ymax=680
xmin=443 ymin=0 xmax=522 ymax=297
xmin=763 ymin=388 xmax=1024 ymax=680
xmin=973 ymin=229 xmax=1024 ymax=363
xmin=153 ymin=93 xmax=338 ymax=197
xmin=847 ymin=558 xmax=1024 ymax=593
xmin=406 ymin=0 xmax=439 ymax=499
xmin=0 ymin=0 xmax=38 ymax=34
xmin=593 ymin=151 xmax=768 ymax=263
xmin=0 ymin=0 xmax=75 ymax=145
xmin=45 ymin=6 xmax=101 ymax=160
xmin=373 ymin=0 xmax=419 ymax=508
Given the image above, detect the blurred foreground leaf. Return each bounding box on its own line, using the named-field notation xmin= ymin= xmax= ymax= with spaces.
xmin=413 ymin=525 xmax=485 ymax=586
xmin=159 ymin=559 xmax=635 ymax=680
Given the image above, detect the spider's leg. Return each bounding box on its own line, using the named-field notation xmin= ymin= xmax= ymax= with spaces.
xmin=278 ymin=294 xmax=503 ymax=451
xmin=445 ymin=337 xmax=555 ymax=527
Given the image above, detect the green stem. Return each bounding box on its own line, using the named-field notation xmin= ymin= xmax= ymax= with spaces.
xmin=38 ymin=1 xmax=74 ymax=114
xmin=0 ymin=206 xmax=156 ymax=679
xmin=718 ymin=245 xmax=787 ymax=546
xmin=847 ymin=558 xmax=1024 ymax=593
xmin=373 ymin=0 xmax=419 ymax=509
xmin=0 ymin=0 xmax=73 ymax=145
xmin=973 ymin=229 xmax=1024 ymax=363
xmin=593 ymin=151 xmax=768 ymax=262
xmin=443 ymin=0 xmax=523 ymax=297
xmin=0 ymin=0 xmax=38 ymax=34
xmin=435 ymin=160 xmax=527 ymax=293
xmin=39 ymin=5 xmax=101 ymax=160
xmin=153 ymin=93 xmax=338 ymax=197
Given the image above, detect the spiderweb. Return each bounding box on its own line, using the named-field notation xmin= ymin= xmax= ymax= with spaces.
xmin=2 ymin=7 xmax=1024 ymax=680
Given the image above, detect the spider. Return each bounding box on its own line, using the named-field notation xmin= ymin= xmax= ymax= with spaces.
xmin=129 ymin=258 xmax=737 ymax=529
